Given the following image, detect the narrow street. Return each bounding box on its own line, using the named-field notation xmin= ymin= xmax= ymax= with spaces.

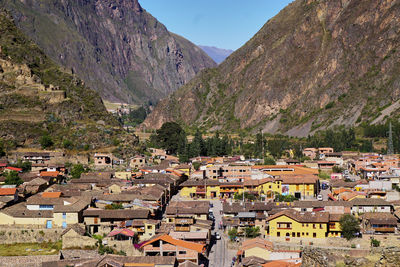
xmin=208 ymin=199 xmax=236 ymax=267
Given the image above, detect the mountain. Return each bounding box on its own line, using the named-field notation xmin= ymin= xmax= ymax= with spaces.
xmin=198 ymin=46 xmax=234 ymax=64
xmin=0 ymin=0 xmax=216 ymax=104
xmin=0 ymin=11 xmax=131 ymax=150
xmin=143 ymin=0 xmax=400 ymax=136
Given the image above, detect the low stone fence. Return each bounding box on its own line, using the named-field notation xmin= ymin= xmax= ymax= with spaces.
xmin=0 ymin=255 xmax=59 ymax=267
xmin=0 ymin=227 xmax=62 ymax=244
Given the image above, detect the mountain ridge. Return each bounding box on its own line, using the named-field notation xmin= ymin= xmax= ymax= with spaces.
xmin=0 ymin=10 xmax=133 ymax=150
xmin=198 ymin=45 xmax=234 ymax=64
xmin=143 ymin=0 xmax=400 ymax=136
xmin=1 ymin=0 xmax=216 ymax=104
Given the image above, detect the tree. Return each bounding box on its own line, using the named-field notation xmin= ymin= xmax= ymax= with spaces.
xmin=228 ymin=228 xmax=238 ymax=241
xmin=370 ymin=238 xmax=380 ymax=247
xmin=156 ymin=122 xmax=186 ymax=155
xmin=40 ymin=134 xmax=54 ymax=149
xmin=339 ymin=214 xmax=360 ymax=240
xmin=5 ymin=171 xmax=23 ymax=186
xmin=62 ymin=139 xmax=73 ymax=149
xmin=264 ymin=156 xmax=276 ymax=165
xmin=244 ymin=226 xmax=260 ymax=238
xmin=12 ymin=160 xmax=31 ymax=172
xmin=70 ymin=164 xmax=86 ymax=179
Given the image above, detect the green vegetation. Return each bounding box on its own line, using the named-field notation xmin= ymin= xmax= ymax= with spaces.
xmin=0 ymin=241 xmax=61 ymax=256
xmin=39 ymin=134 xmax=54 ymax=149
xmin=244 ymin=226 xmax=260 ymax=238
xmin=339 ymin=214 xmax=360 ymax=240
xmin=318 ymin=171 xmax=330 ymax=179
xmin=11 ymin=160 xmax=31 ymax=172
xmin=105 ymin=203 xmax=124 ymax=210
xmin=275 ymin=193 xmax=298 ymax=202
xmin=234 ymin=192 xmax=257 ymax=201
xmin=4 ymin=170 xmax=23 ymax=186
xmin=370 ymin=238 xmax=380 ymax=247
xmin=70 ymin=164 xmax=88 ymax=179
xmin=228 ymin=228 xmax=238 ymax=241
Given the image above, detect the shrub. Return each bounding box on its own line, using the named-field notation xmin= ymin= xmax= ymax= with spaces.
xmin=340 ymin=214 xmax=360 ymax=240
xmin=40 ymin=134 xmax=54 ymax=149
xmin=228 ymin=228 xmax=238 ymax=241
xmin=62 ymin=139 xmax=73 ymax=149
xmin=370 ymin=238 xmax=380 ymax=247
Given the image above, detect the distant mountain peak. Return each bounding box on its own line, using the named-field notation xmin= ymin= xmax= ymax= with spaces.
xmin=198 ymin=45 xmax=234 ymax=64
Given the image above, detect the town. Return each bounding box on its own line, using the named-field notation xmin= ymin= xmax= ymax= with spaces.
xmin=0 ymin=132 xmax=399 ymax=267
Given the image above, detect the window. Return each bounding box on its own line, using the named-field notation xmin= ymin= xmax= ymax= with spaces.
xmin=147 ymin=225 xmax=152 ymax=229
xmin=277 ymin=223 xmax=292 ymax=229
xmin=62 ymin=213 xmax=66 ymax=219
xmin=178 ymin=251 xmax=187 ymax=255
xmin=277 ymin=232 xmax=280 ymax=237
xmin=313 ymin=224 xmax=316 ymax=229
xmin=306 ymin=224 xmax=308 ymax=227
xmin=302 ymin=223 xmax=304 ymax=227
xmin=302 ymin=232 xmax=304 ymax=236
xmin=297 ymin=232 xmax=300 ymax=237
xmin=306 ymin=232 xmax=309 ymax=236
xmin=292 ymin=232 xmax=295 ymax=237
xmin=269 ymin=185 xmax=272 ymax=189
xmin=313 ymin=233 xmax=317 ymax=238
xmin=320 ymin=224 xmax=323 ymax=229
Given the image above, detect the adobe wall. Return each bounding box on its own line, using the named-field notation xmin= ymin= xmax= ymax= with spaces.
xmin=0 ymin=255 xmax=59 ymax=267
xmin=0 ymin=227 xmax=61 ymax=244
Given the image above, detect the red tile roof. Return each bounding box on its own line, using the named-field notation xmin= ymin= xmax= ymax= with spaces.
xmin=5 ymin=167 xmax=22 ymax=172
xmin=140 ymin=234 xmax=205 ymax=253
xmin=0 ymin=188 xmax=17 ymax=196
xmin=40 ymin=171 xmax=59 ymax=177
xmin=42 ymin=192 xmax=62 ymax=198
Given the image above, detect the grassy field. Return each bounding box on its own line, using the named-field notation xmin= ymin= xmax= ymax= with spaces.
xmin=0 ymin=241 xmax=62 ymax=256
xmin=103 ymin=100 xmax=138 ymax=111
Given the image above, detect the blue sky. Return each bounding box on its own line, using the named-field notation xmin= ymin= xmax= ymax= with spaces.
xmin=140 ymin=0 xmax=293 ymax=51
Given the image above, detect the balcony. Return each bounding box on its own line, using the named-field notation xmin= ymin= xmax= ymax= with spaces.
xmin=175 ymin=218 xmax=194 ymax=224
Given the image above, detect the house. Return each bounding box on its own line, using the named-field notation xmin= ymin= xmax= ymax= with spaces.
xmin=94 ymin=153 xmax=113 ymax=168
xmin=292 ymin=201 xmax=352 ymax=214
xmin=165 ymin=201 xmax=210 ymax=223
xmin=42 ymin=255 xmax=177 ymax=267
xmin=266 ymin=209 xmax=344 ymax=238
xmin=123 ymin=219 xmax=159 ymax=241
xmin=61 ymin=224 xmax=96 ymax=249
xmin=303 ymin=148 xmax=318 ymax=159
xmin=22 ymin=152 xmax=51 ymax=164
xmin=139 ymin=234 xmax=205 ymax=264
xmin=115 ymin=171 xmax=132 ymax=180
xmin=350 ymin=198 xmax=393 ymax=214
xmin=318 ymin=148 xmax=334 ymax=156
xmin=0 ymin=187 xmax=18 ymax=202
xmin=3 ymin=166 xmax=22 ymax=173
xmin=278 ymin=175 xmax=319 ymax=199
xmin=361 ymin=212 xmax=398 ymax=233
xmin=83 ymin=208 xmax=149 ymax=235
xmin=0 ymin=194 xmax=90 ymax=229
xmin=22 ymin=177 xmax=48 ymax=195
xmin=130 ymin=155 xmax=147 ymax=169
xmin=238 ymin=237 xmax=301 ymax=262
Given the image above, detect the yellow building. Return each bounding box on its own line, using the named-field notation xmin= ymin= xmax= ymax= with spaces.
xmin=180 ymin=180 xmax=221 ymax=199
xmin=266 ymin=209 xmax=331 ymax=238
xmin=278 ymin=175 xmax=318 ymax=199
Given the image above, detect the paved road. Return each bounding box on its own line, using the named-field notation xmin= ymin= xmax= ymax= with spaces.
xmin=208 ymin=199 xmax=235 ymax=267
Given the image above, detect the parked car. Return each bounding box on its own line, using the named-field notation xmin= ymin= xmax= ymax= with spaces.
xmin=215 ymin=233 xmax=221 ymax=240
xmin=317 ymin=194 xmax=323 ymax=201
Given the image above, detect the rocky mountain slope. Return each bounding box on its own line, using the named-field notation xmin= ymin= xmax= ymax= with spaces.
xmin=0 ymin=11 xmax=129 ymax=149
xmin=143 ymin=0 xmax=400 ymax=136
xmin=1 ymin=0 xmax=216 ymax=104
xmin=198 ymin=46 xmax=234 ymax=64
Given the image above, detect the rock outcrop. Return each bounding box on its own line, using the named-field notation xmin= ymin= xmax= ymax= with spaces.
xmin=1 ymin=0 xmax=216 ymax=104
xmin=143 ymin=0 xmax=400 ymax=136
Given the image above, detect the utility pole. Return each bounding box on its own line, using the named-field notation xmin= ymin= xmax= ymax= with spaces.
xmin=388 ymin=122 xmax=394 ymax=155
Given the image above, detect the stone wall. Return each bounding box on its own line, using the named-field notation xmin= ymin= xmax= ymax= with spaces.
xmin=62 ymin=235 xmax=96 ymax=249
xmin=0 ymin=255 xmax=59 ymax=267
xmin=0 ymin=227 xmax=61 ymax=244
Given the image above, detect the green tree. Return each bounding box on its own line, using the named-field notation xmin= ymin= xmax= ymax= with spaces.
xmin=70 ymin=164 xmax=85 ymax=179
xmin=370 ymin=238 xmax=380 ymax=247
xmin=228 ymin=228 xmax=238 ymax=241
xmin=40 ymin=134 xmax=54 ymax=149
xmin=12 ymin=160 xmax=31 ymax=172
xmin=5 ymin=171 xmax=23 ymax=186
xmin=264 ymin=156 xmax=276 ymax=165
xmin=339 ymin=214 xmax=360 ymax=240
xmin=156 ymin=122 xmax=186 ymax=155
xmin=62 ymin=139 xmax=73 ymax=149
xmin=105 ymin=203 xmax=123 ymax=210
xmin=244 ymin=226 xmax=260 ymax=238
